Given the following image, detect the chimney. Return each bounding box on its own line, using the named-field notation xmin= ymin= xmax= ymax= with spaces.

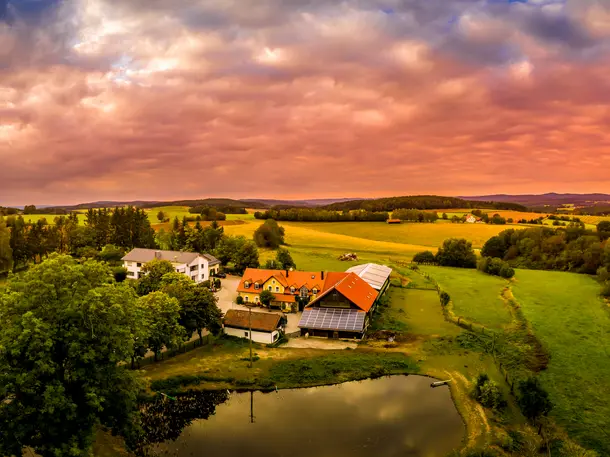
xmin=285 ymin=269 xmax=289 ymax=277
xmin=321 ymin=271 xmax=324 ymax=280
xmin=154 ymin=250 xmax=162 ymax=259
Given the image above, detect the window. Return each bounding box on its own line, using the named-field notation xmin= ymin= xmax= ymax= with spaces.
xmin=127 ymin=271 xmax=135 ymax=277
xmin=268 ymin=286 xmax=272 ymax=291
xmin=137 ymin=262 xmax=141 ymax=267
xmin=255 ymin=296 xmax=259 ymax=302
xmin=300 ymin=287 xmax=308 ymax=297
xmin=254 ymin=283 xmax=260 ymax=290
xmin=275 ymin=287 xmax=279 ymax=292
xmin=273 ymin=333 xmax=278 ymax=342
xmin=290 ymin=287 xmax=295 ymax=293
xmin=190 ymin=265 xmax=198 ymax=271
xmin=244 ymin=281 xmax=250 ymax=288
xmin=332 ymin=292 xmax=339 ymax=300
xmin=191 ymin=275 xmax=197 ymax=280
xmin=244 ymin=296 xmax=249 ymax=302
xmin=312 ymin=288 xmax=318 ymax=294
xmin=244 ymin=331 xmax=249 ymax=337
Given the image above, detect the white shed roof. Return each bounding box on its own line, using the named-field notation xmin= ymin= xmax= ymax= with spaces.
xmin=345 ymin=263 xmax=392 ymax=290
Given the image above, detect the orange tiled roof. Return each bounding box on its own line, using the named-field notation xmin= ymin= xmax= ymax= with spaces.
xmin=273 ymin=293 xmax=296 ymax=303
xmin=309 ymin=272 xmax=378 ymax=312
xmin=237 ymin=268 xmax=325 ymax=293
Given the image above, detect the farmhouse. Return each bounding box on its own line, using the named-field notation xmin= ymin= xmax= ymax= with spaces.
xmin=223 ymin=309 xmax=282 ymax=344
xmin=465 ymin=214 xmax=477 ymax=223
xmin=237 ymin=269 xmax=326 ymax=312
xmin=298 ymin=272 xmax=379 ymax=339
xmin=122 ymin=248 xmax=221 ymax=283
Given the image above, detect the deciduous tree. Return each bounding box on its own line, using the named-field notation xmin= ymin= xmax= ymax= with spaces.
xmin=0 ymin=255 xmax=143 ymax=457
xmin=136 ymin=292 xmax=185 ymax=361
xmin=253 ymin=219 xmax=285 ymax=248
xmin=136 ymin=259 xmax=175 ymax=296
xmin=0 ymin=216 xmax=12 ymax=274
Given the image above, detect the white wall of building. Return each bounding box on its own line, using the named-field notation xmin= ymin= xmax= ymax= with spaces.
xmin=223 ymin=326 xmax=280 ymax=344
xmin=124 ymin=256 xmax=219 ymax=283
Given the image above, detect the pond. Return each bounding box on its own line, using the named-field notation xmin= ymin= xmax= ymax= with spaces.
xmin=140 ymin=376 xmax=464 ymax=457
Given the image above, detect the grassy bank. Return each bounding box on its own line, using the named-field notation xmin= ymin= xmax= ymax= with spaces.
xmin=513 ymin=270 xmax=610 ymax=454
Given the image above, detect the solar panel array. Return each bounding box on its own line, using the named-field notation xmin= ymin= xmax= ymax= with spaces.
xmin=298 ymin=308 xmax=365 ymax=332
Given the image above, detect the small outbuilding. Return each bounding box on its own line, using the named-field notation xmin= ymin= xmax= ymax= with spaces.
xmin=223 ymin=309 xmax=283 ymax=344
xmin=386 ymin=219 xmax=402 ymax=224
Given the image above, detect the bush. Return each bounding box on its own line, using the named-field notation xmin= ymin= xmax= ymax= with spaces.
xmin=112 ymin=266 xmax=128 ymax=282
xmin=472 ymin=373 xmax=507 ymax=411
xmin=413 ymin=250 xmax=436 ymax=264
xmin=214 ymin=278 xmax=221 ymax=289
xmin=517 ymin=377 xmax=553 ymax=421
xmin=439 ymin=291 xmax=450 ymax=307
xmin=601 ymin=282 xmax=610 ymax=298
xmin=597 ymin=267 xmax=610 ymax=282
xmin=477 ymin=256 xmax=515 ymax=279
xmin=236 ymin=295 xmax=244 ymax=305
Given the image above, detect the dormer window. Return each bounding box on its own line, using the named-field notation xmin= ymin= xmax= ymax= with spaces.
xmin=300 ymin=286 xmax=308 ymax=297
xmin=244 ymin=281 xmax=250 ymax=289
xmin=312 ymin=288 xmax=318 ymax=294
xmin=290 ymin=287 xmax=296 ymax=294
xmin=254 ymin=283 xmax=260 ymax=290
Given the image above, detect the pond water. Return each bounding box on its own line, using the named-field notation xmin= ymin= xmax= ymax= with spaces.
xmin=141 ymin=376 xmax=464 ymax=457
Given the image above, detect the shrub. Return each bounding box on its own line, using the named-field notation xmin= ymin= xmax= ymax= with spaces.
xmin=439 ymin=291 xmax=450 ymax=307
xmin=601 ymin=282 xmax=610 ymax=298
xmin=477 ymin=256 xmax=515 ymax=279
xmin=214 ymin=278 xmax=221 ymax=289
xmin=112 ymin=266 xmax=128 ymax=282
xmin=517 ymin=377 xmax=553 ymax=421
xmin=236 ymin=295 xmax=244 ymax=305
xmin=472 ymin=373 xmax=507 ymax=411
xmin=413 ymin=250 xmax=436 ymax=264
xmin=597 ymin=267 xmax=610 ymax=282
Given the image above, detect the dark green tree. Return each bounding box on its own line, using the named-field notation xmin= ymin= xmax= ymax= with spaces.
xmin=0 ymin=254 xmax=143 ymax=457
xmin=157 ymin=211 xmax=166 ymax=222
xmin=0 ymin=216 xmax=12 ymax=274
xmin=276 ymin=248 xmax=296 ymax=270
xmin=517 ymin=377 xmax=553 ymax=423
xmin=253 ymin=219 xmax=285 ymax=248
xmin=413 ymin=250 xmax=436 ymax=264
xmin=136 ymin=259 xmax=175 ymax=296
xmin=234 ymin=241 xmax=260 ymax=273
xmin=597 ymin=221 xmax=610 ymax=240
xmin=259 ymin=290 xmax=276 ymax=306
xmin=435 ymin=238 xmax=477 ymax=268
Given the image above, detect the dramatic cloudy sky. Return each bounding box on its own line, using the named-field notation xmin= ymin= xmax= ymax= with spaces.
xmin=1 ymin=0 xmax=610 ymax=205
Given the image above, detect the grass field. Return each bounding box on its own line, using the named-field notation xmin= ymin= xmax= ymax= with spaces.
xmin=21 ymin=213 xmax=87 ymax=225
xmin=419 ymin=266 xmax=512 ymax=329
xmin=512 ymin=270 xmax=610 ymax=454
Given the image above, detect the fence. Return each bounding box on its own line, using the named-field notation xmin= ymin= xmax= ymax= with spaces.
xmin=129 ymin=334 xmax=212 ymax=369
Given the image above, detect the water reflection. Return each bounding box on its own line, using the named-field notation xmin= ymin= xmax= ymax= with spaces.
xmin=140 ymin=376 xmax=464 ymax=457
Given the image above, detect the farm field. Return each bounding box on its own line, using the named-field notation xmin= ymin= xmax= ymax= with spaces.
xmin=278 ymin=221 xmax=513 ymax=249
xmin=512 ymin=270 xmax=610 ymax=454
xmin=419 ymin=266 xmax=512 ymax=329
xmin=21 ymin=213 xmax=86 ymax=225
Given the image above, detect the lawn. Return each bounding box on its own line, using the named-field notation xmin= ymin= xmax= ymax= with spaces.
xmin=419 ymin=266 xmax=512 ymax=329
xmin=381 ymin=287 xmax=461 ymax=337
xmin=22 ymin=213 xmax=86 ymax=225
xmin=279 ymin=221 xmax=514 ymax=249
xmin=512 ymin=270 xmax=610 ymax=454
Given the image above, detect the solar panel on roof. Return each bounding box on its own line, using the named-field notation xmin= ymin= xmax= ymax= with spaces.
xmin=298 ymin=308 xmax=365 ymax=332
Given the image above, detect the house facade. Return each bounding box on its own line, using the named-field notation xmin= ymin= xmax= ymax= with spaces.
xmin=237 ymin=269 xmax=326 ymax=312
xmin=122 ymin=248 xmax=221 ymax=283
xmin=223 ymin=309 xmax=282 ymax=344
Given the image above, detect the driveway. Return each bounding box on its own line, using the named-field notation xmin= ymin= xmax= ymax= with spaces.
xmin=284 ymin=338 xmax=359 ymax=350
xmin=215 ymin=275 xmax=302 ymax=334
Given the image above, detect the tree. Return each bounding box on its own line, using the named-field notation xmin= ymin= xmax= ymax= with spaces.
xmin=597 ymin=221 xmax=610 ymax=240
xmin=259 ymin=290 xmax=276 ymax=307
xmin=253 ymin=219 xmax=285 ymax=248
xmin=136 ymin=259 xmax=175 ymax=296
xmin=173 ymin=284 xmax=223 ymax=343
xmin=442 ymin=213 xmax=448 ymax=220
xmin=234 ymin=241 xmax=260 ymax=273
xmin=276 ymin=248 xmax=296 ymax=270
xmin=157 ymin=211 xmax=166 ymax=222
xmin=517 ymin=377 xmax=553 ymax=423
xmin=481 ymin=236 xmax=507 ymax=259
xmin=0 ymin=216 xmax=12 ymax=274
xmin=214 ymin=236 xmax=245 ymax=265
xmin=97 ymin=244 xmax=125 ymax=265
xmin=435 ymin=238 xmax=477 ymax=268
xmin=413 ymin=250 xmax=436 ymax=264
xmin=0 ymin=254 xmax=143 ymax=457
xmin=136 ymin=292 xmax=185 ymax=361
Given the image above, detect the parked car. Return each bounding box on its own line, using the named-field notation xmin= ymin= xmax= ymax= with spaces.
xmin=215 ymin=272 xmax=227 ymax=278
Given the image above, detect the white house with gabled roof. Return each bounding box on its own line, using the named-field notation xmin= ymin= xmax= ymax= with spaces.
xmin=122 ymin=248 xmax=221 ymax=283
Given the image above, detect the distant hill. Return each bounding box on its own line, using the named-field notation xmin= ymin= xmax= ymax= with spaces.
xmin=242 ymin=198 xmax=366 ymax=207
xmin=462 ymin=193 xmax=610 ymax=208
xmin=322 ymin=195 xmax=528 ymax=212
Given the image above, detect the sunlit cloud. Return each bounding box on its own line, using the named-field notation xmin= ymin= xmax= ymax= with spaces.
xmin=2 ymin=0 xmax=610 ymax=205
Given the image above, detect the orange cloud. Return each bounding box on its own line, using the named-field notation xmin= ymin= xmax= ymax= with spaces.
xmin=2 ymin=0 xmax=610 ymax=205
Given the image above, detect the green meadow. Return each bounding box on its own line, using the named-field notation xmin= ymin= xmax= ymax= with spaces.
xmin=513 ymin=270 xmax=610 ymax=455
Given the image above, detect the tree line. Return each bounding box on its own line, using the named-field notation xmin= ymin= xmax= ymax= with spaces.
xmin=254 ymin=208 xmax=389 ymax=222
xmin=322 ymin=195 xmax=528 ymax=212
xmin=189 ymin=205 xmax=247 ymax=215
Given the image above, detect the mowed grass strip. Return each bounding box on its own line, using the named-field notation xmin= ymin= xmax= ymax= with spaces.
xmin=280 ymin=221 xmax=514 ymax=249
xmin=419 ymin=266 xmax=512 ymax=329
xmin=512 ymin=270 xmax=610 ymax=454
xmin=383 ymin=287 xmax=461 ymax=337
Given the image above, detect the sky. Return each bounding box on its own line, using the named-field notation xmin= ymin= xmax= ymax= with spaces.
xmin=2 ymin=0 xmax=610 ymax=205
